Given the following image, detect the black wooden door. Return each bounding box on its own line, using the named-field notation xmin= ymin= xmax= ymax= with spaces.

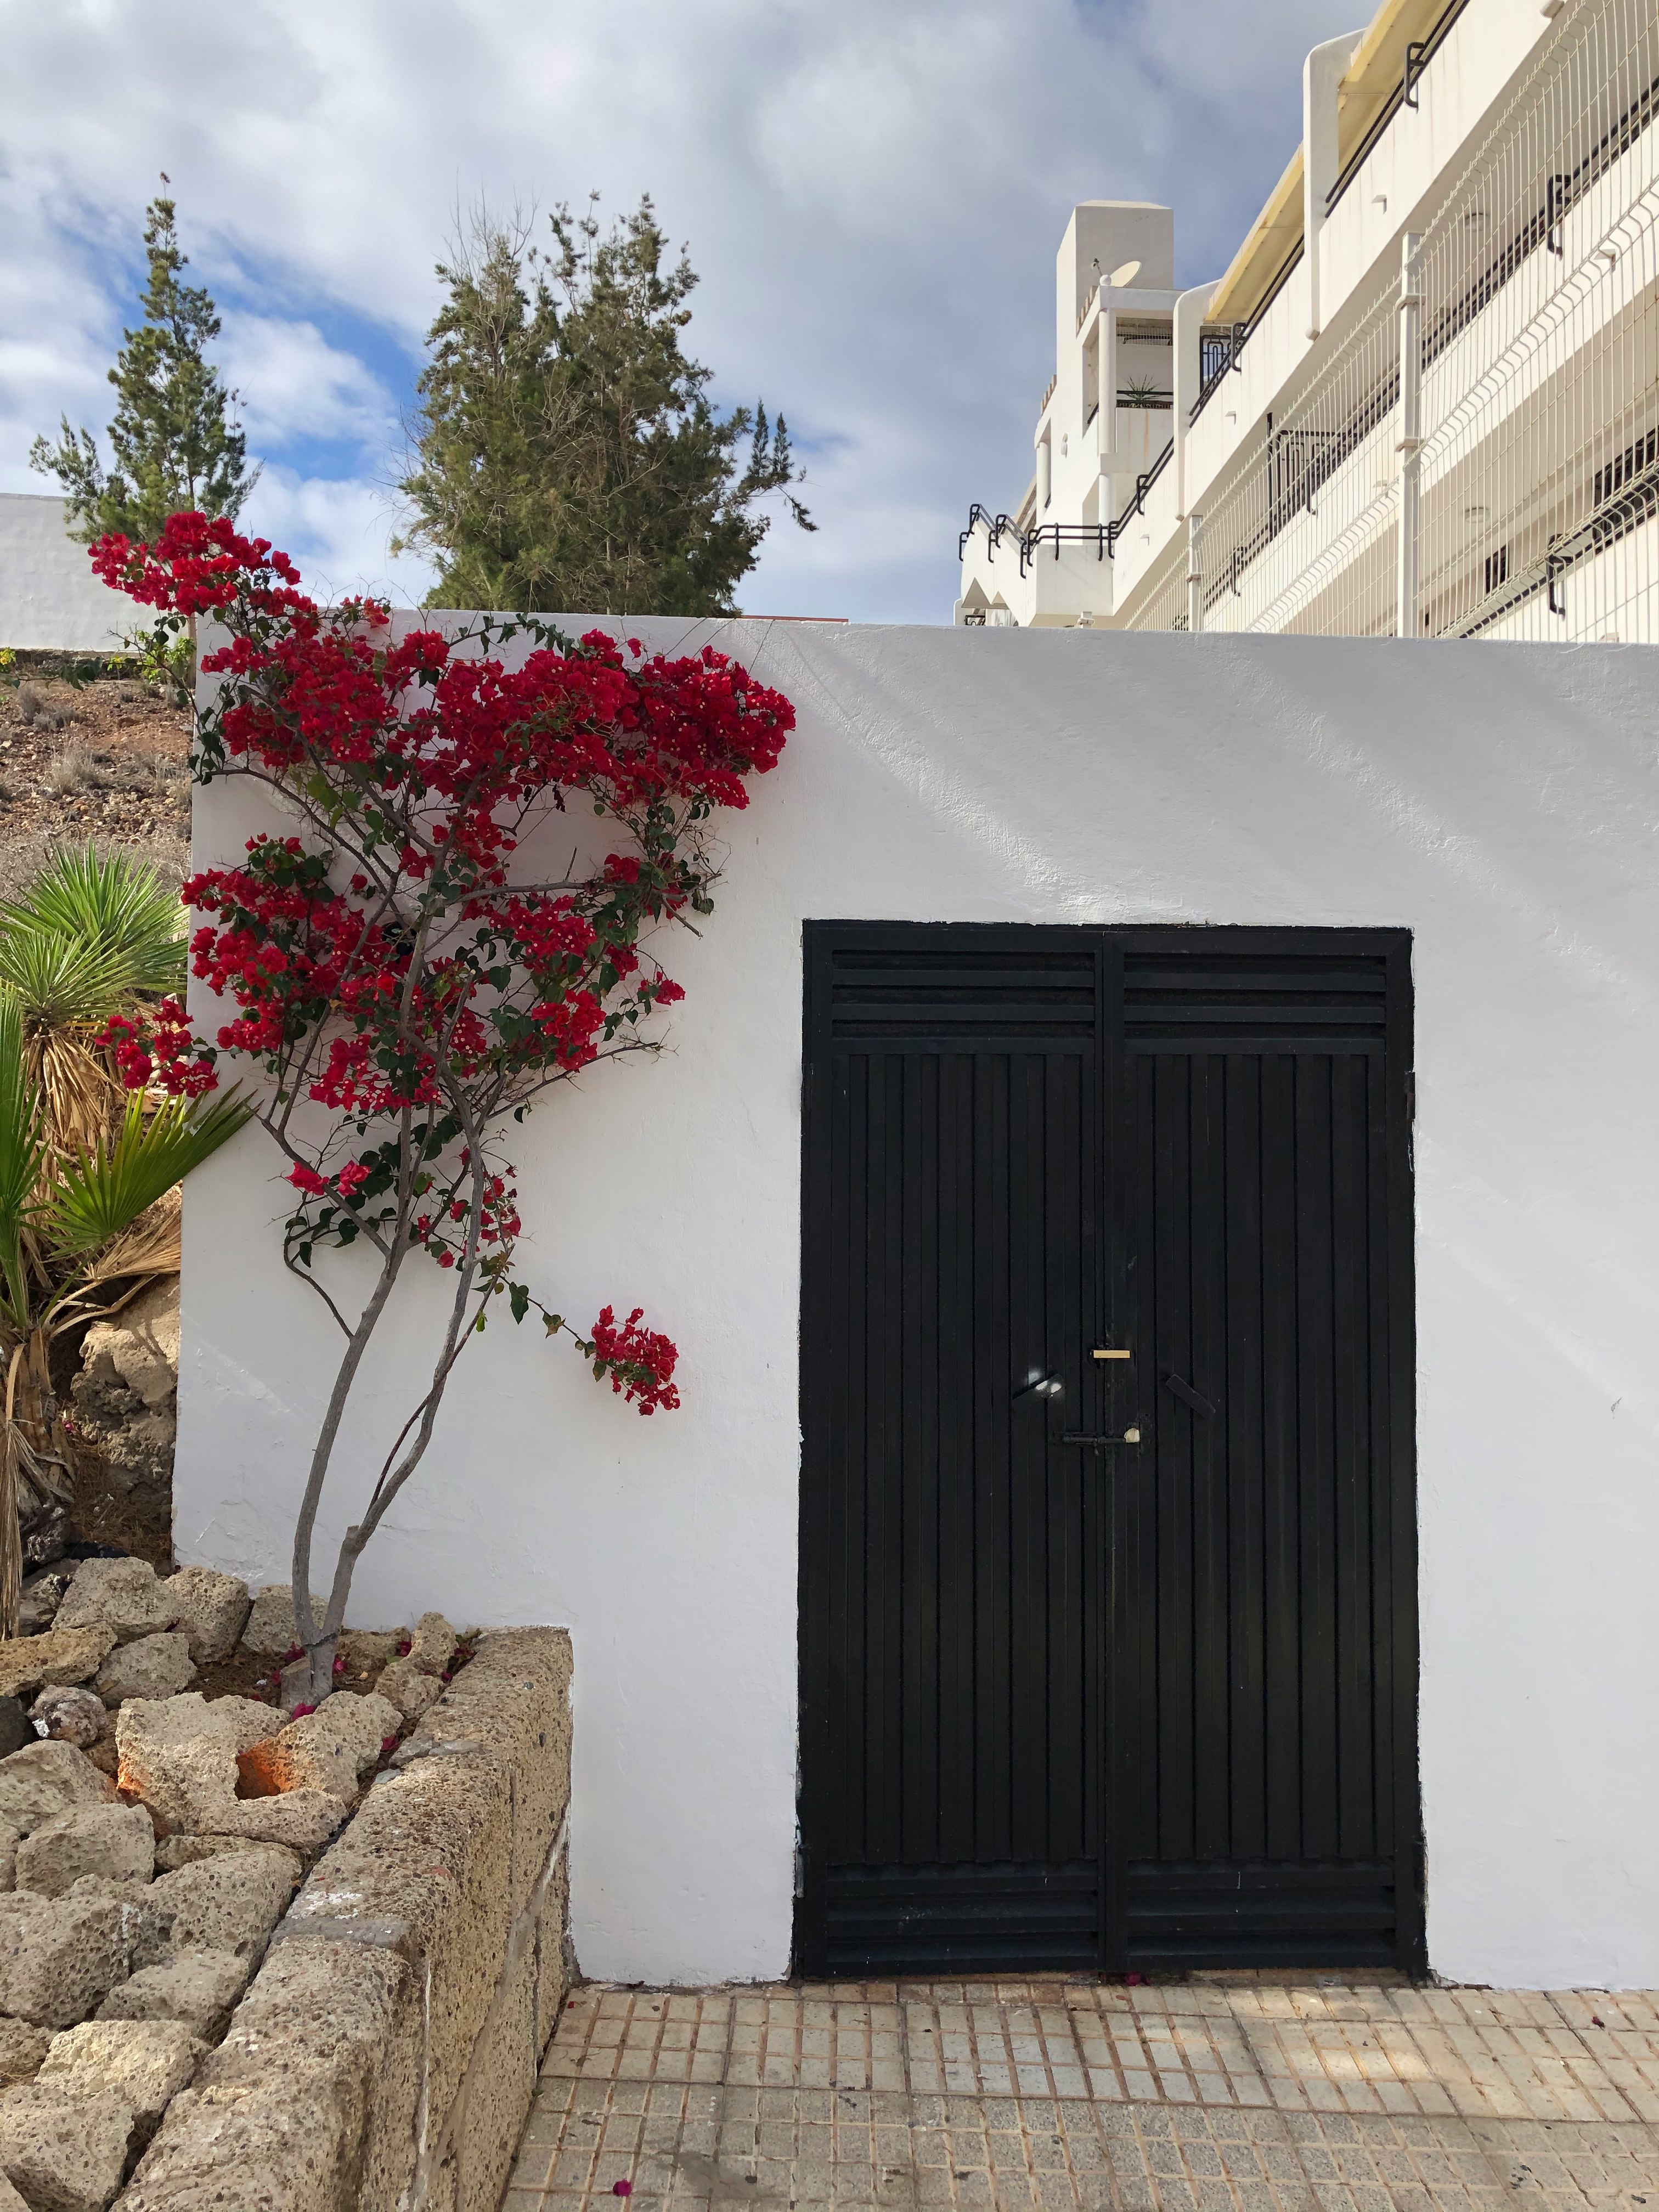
xmin=798 ymin=924 xmax=1420 ymax=1978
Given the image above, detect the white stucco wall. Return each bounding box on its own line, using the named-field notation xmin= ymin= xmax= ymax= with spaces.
xmin=0 ymin=493 xmax=131 ymax=651
xmin=174 ymin=619 xmax=1659 ymax=1990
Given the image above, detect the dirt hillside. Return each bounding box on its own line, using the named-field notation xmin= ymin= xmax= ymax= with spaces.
xmin=0 ymin=650 xmax=191 ymax=900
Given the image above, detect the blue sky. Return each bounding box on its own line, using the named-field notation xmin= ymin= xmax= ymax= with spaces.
xmin=0 ymin=0 xmax=1353 ymax=623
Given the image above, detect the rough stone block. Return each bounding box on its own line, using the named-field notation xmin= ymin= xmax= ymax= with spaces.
xmin=70 ymin=1875 xmax=168 ymax=1971
xmin=53 ymin=1557 xmax=183 ymax=1645
xmin=162 ymin=1565 xmax=250 ymax=1666
xmin=336 ymin=1629 xmax=403 ymax=1677
xmin=239 ymin=1585 xmax=325 ymax=1657
xmin=407 ymin=1611 xmax=457 ymax=1676
xmin=72 ymin=1277 xmax=178 ymax=1499
xmin=15 ymin=1802 xmax=154 ymax=1898
xmin=153 ymin=1834 xmax=300 ymax=1879
xmin=0 ymin=2082 xmax=133 ymax=2212
xmin=374 ymin=1655 xmax=443 ymax=1723
xmin=0 ymin=1829 xmax=16 ymax=1893
xmin=239 ymin=1690 xmax=400 ymax=1799
xmin=112 ymin=1692 xmax=276 ymax=1834
xmin=0 ymin=1889 xmax=129 ymax=2028
xmin=94 ymin=1632 xmax=195 ymax=1706
xmin=0 ymin=2019 xmax=50 ymax=2087
xmin=455 ymin=1934 xmax=537 ymax=2212
xmin=0 ymin=1626 xmax=117 ymax=1702
xmin=29 ymin=1686 xmax=110 ymax=1751
xmin=200 ymin=1789 xmax=349 ymax=1853
xmin=122 ymin=1937 xmax=408 ymax=2212
xmin=0 ymin=2171 xmax=22 ymax=2212
xmin=39 ymin=2017 xmax=201 ymax=2133
xmin=285 ymin=1752 xmax=513 ymax=2135
xmin=409 ymin=1629 xmax=572 ymax=1917
xmin=145 ymin=1845 xmax=297 ymax=1963
xmin=534 ymin=1843 xmax=571 ymax=2058
xmin=0 ymin=1741 xmax=118 ymax=1835
xmin=96 ymin=1948 xmax=249 ymax=2041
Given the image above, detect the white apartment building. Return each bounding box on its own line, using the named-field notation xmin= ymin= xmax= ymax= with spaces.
xmin=957 ymin=0 xmax=1659 ymax=641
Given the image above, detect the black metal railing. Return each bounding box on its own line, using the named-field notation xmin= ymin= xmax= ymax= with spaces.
xmin=1461 ymin=448 xmax=1659 ymax=636
xmin=958 ymin=503 xmax=1027 ymax=561
xmin=1019 ymin=523 xmax=1112 ymax=574
xmin=1186 ymin=0 xmax=1471 ymax=437
xmin=1189 ymin=247 xmax=1302 ymax=428
xmin=1422 ymin=62 xmax=1659 ymax=376
xmin=1327 ymin=0 xmax=1474 ymax=213
xmin=960 ymin=506 xmax=1115 ymax=578
xmin=1192 ymin=325 xmax=1248 ymax=422
xmin=1104 ymin=435 xmax=1177 ymax=553
xmin=1188 ymin=51 xmax=1659 ymax=622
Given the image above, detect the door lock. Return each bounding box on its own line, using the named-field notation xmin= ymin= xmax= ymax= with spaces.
xmin=1060 ymin=1427 xmax=1142 ymax=1448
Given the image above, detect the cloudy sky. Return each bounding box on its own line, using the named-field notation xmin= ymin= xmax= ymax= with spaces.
xmin=0 ymin=0 xmax=1352 ymax=623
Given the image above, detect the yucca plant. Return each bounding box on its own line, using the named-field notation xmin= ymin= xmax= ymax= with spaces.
xmin=0 ymin=846 xmax=186 ymax=1170
xmin=0 ymin=994 xmax=249 ymax=1629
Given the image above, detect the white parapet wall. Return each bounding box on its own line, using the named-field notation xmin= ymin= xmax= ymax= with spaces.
xmin=174 ymin=619 xmax=1659 ymax=1989
xmin=0 ymin=492 xmax=132 ymax=651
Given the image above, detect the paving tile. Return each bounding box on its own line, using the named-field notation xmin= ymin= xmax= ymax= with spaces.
xmin=500 ymin=1983 xmax=1659 ymax=2212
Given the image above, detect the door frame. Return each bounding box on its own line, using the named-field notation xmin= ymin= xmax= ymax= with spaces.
xmin=794 ymin=920 xmax=1423 ymax=1979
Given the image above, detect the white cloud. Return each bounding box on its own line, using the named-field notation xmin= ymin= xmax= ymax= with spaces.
xmin=218 ymin=315 xmax=397 ymax=450
xmin=238 ymin=466 xmax=436 ymax=608
xmin=0 ymin=0 xmax=1354 ymax=620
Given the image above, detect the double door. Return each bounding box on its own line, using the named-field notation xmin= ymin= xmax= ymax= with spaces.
xmin=797 ymin=923 xmax=1420 ymax=1976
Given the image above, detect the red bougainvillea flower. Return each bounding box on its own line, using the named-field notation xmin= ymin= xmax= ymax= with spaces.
xmin=89 ymin=511 xmax=792 ymax=1687
xmin=588 ymin=1306 xmax=681 ymax=1415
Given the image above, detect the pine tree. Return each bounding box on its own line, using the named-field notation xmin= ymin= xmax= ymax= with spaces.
xmin=397 ymin=198 xmax=814 ymax=616
xmin=31 ymin=186 xmax=256 ymax=543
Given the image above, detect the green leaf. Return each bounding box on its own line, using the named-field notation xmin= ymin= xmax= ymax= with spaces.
xmin=0 ymin=997 xmax=44 ymax=1325
xmin=0 ymin=845 xmax=187 ymax=1003
xmin=509 ymin=1283 xmax=531 ymax=1324
xmin=47 ymin=1088 xmax=253 ymax=1256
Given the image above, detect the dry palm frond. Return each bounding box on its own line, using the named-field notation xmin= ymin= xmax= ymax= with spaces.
xmin=80 ymin=1188 xmax=182 ymax=1289
xmin=30 ymin=1027 xmax=120 ymax=1169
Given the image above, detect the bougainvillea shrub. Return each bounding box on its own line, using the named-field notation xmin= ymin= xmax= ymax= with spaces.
xmin=94 ymin=512 xmax=793 ymax=1701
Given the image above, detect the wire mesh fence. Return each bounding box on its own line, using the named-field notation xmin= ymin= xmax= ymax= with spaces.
xmin=1124 ymin=0 xmax=1659 ymax=642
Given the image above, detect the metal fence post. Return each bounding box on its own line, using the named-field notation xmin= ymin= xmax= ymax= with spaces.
xmin=1396 ymin=232 xmax=1424 ymax=637
xmin=1187 ymin=512 xmax=1205 ymax=633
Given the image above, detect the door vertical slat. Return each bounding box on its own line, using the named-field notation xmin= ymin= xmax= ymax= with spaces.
xmin=899 ymin=1053 xmax=938 ymax=1862
xmin=1331 ymin=1053 xmax=1376 ymax=1862
xmin=1295 ymin=1057 xmax=1340 ymax=1865
xmin=1190 ymin=1052 xmax=1231 ymax=1864
xmin=1259 ymin=1052 xmax=1303 ymax=1867
xmin=1224 ymin=1054 xmax=1268 ymax=1865
xmin=1156 ymin=1054 xmax=1197 ymax=1864
xmin=936 ymin=1055 xmax=975 ymax=1867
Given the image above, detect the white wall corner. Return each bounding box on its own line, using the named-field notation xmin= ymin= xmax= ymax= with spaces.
xmin=1172 ymin=283 xmax=1220 ymax=518
xmin=1304 ymin=29 xmax=1367 ymax=338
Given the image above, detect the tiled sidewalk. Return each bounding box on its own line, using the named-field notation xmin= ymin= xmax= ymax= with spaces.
xmin=502 ymin=1981 xmax=1659 ymax=2212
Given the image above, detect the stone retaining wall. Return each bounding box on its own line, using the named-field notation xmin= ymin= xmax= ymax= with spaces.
xmin=115 ymin=1627 xmax=573 ymax=2212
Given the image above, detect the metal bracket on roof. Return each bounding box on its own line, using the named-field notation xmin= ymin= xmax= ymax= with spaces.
xmin=1403 ymin=40 xmax=1429 ymax=109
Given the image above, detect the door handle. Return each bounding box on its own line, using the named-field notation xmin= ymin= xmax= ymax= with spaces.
xmin=1059 ymin=1429 xmax=1142 ymax=1448
xmin=1162 ymin=1371 xmax=1215 ymax=1418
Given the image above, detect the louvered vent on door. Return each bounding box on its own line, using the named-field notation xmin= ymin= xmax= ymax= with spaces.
xmin=829 ymin=944 xmax=1098 ymax=1049
xmin=1125 ymin=951 xmax=1388 ymax=1052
